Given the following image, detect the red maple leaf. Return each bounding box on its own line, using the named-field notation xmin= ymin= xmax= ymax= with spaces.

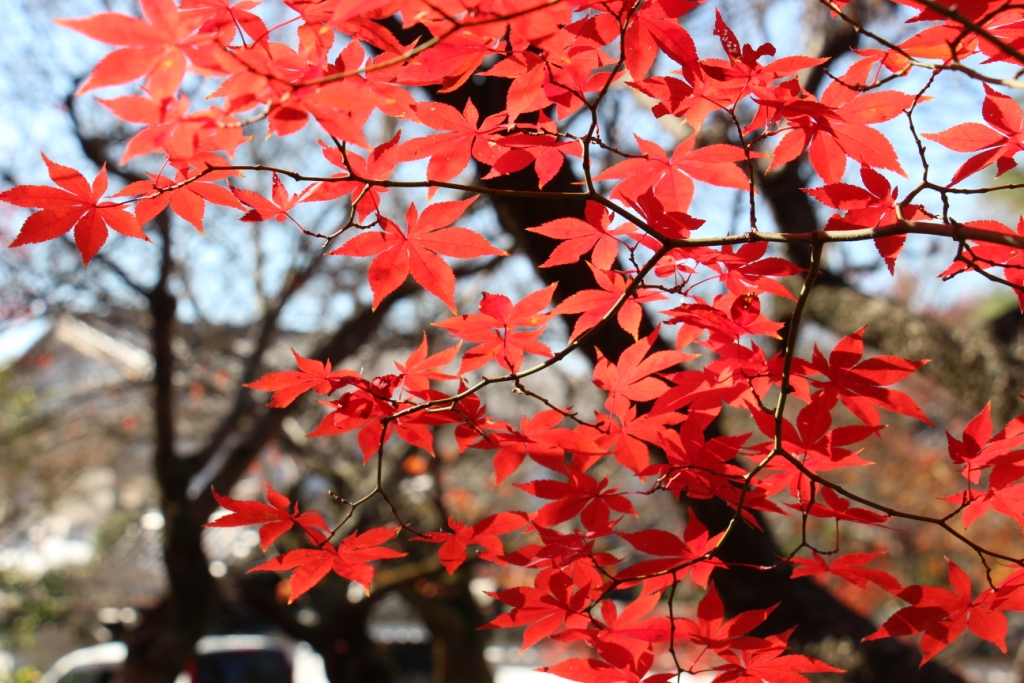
xmin=653 ymin=424 xmax=770 ymax=516
xmin=622 ymin=0 xmax=700 ymax=82
xmin=553 ymin=264 xmax=667 ymax=341
xmin=940 ymin=217 xmax=1024 ymax=309
xmin=634 ymin=10 xmax=826 ymax=134
xmin=587 ymin=589 xmax=672 ymax=651
xmin=790 ymin=551 xmax=901 ymax=592
xmin=481 ymin=53 xmax=553 ymax=125
xmin=231 ymin=173 xmax=317 ymax=225
xmin=597 ymin=406 xmax=683 ymax=475
xmin=487 ymin=569 xmax=593 ymax=649
xmin=550 ymin=593 xmax=674 ymax=682
xmin=712 ymin=632 xmax=843 ymax=683
xmin=517 ymin=470 xmax=636 ymax=532
xmin=761 ymin=73 xmax=912 ymax=183
xmin=616 ymin=516 xmax=723 ymax=587
xmin=708 ymin=241 xmax=806 ymax=301
xmin=418 ymin=511 xmax=529 ymax=574
xmin=98 ymin=94 xmax=247 ymax=163
xmin=179 ymin=0 xmax=268 ymax=44
xmin=595 ymin=134 xmax=752 ymax=213
xmin=923 ymin=84 xmax=1024 ymax=185
xmin=246 ymin=349 xmax=359 ymax=408
xmin=938 ymin=403 xmax=1024 ymax=529
xmin=116 ymin=165 xmax=244 ymax=232
xmin=542 ymin=647 xmax=669 ymax=683
xmin=393 ymin=334 xmax=459 ymax=397
xmin=57 ymin=0 xmax=209 ymax=97
xmin=484 ymin=413 xmax=608 ymax=483
xmin=2 ymin=154 xmax=147 ymax=264
xmin=675 ymin=584 xmax=843 ymax=680
xmin=450 ymin=384 xmax=500 ymax=453
xmin=306 ymin=134 xmax=402 ymax=220
xmin=675 ymin=583 xmax=776 ymax=651
xmin=865 ymin=559 xmax=1009 ymax=662
xmin=207 ymin=481 xmax=329 ymax=550
xmin=504 ymin=528 xmax=618 ymax=584
xmin=805 ymin=327 xmax=930 ymax=427
xmin=592 ymin=332 xmax=694 ymax=417
xmin=436 ymin=285 xmax=555 ymax=374
xmin=250 ymin=526 xmax=405 ymax=602
xmin=390 ymin=30 xmax=494 ymax=94
xmin=946 ymin=403 xmax=1001 ymax=475
xmin=752 ymin=389 xmax=878 ymax=481
xmin=329 ymin=197 xmax=505 ymax=311
xmin=805 ymin=166 xmax=928 ymax=273
xmin=306 ymin=369 xmax=458 ymax=461
xmin=665 ymin=291 xmax=785 ymax=341
xmin=488 ymin=410 xmax=568 ymax=484
xmin=801 ymin=486 xmax=891 ymax=526
xmin=527 ymin=201 xmax=626 ymax=270
xmin=396 ymin=99 xmax=506 ymax=184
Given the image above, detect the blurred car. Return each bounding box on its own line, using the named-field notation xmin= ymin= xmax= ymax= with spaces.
xmin=39 ymin=641 xmax=126 ymax=683
xmin=177 ymin=634 xmax=293 ymax=683
xmin=39 ymin=634 xmax=328 ymax=683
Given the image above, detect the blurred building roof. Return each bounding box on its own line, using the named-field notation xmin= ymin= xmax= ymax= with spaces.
xmin=1 ymin=312 xmax=317 ymax=609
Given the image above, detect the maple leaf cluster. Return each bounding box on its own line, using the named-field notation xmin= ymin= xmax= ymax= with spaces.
xmin=12 ymin=0 xmax=1024 ymax=679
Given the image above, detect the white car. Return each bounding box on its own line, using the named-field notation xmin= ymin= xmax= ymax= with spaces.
xmin=39 ymin=635 xmax=329 ymax=683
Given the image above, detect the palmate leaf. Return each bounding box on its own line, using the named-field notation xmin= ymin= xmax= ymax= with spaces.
xmin=417 ymin=511 xmax=529 ymax=573
xmin=207 ymin=482 xmax=329 ymax=550
xmin=2 ymin=154 xmax=147 ymax=264
xmin=394 ymin=334 xmax=459 ymax=396
xmin=115 ymin=164 xmax=245 ymax=232
xmin=553 ymin=264 xmax=667 ymax=341
xmin=397 ymin=100 xmax=507 ymax=184
xmin=250 ymin=527 xmax=405 ymax=602
xmin=528 ymin=201 xmax=625 ymax=270
xmin=436 ymin=285 xmax=556 ymax=373
xmin=616 ymin=516 xmax=723 ymax=587
xmin=923 ymin=85 xmax=1024 ymax=185
xmin=487 ymin=570 xmax=593 ymax=649
xmin=247 ymin=351 xmax=360 ymax=408
xmin=594 ymin=134 xmax=753 ymax=213
xmin=487 ymin=410 xmax=569 ymax=484
xmin=865 ymin=560 xmax=1009 ymax=663
xmin=330 ymin=197 xmax=505 ymax=311
xmin=790 ymin=551 xmax=901 ymax=592
xmin=517 ymin=470 xmax=636 ymax=532
xmin=56 ymin=0 xmax=208 ymax=97
xmin=592 ymin=331 xmax=695 ymax=417
xmin=805 ymin=327 xmax=930 ymax=427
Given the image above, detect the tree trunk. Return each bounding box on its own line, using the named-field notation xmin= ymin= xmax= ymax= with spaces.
xmin=399 ymin=572 xmax=493 ymax=683
xmin=116 ymin=215 xmax=218 ymax=683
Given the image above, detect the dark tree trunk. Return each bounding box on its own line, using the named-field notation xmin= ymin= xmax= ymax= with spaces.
xmin=116 ymin=215 xmax=218 ymax=683
xmin=398 ymin=573 xmax=494 ymax=683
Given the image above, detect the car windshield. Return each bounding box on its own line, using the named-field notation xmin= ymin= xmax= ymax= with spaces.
xmin=193 ymin=650 xmax=290 ymax=683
